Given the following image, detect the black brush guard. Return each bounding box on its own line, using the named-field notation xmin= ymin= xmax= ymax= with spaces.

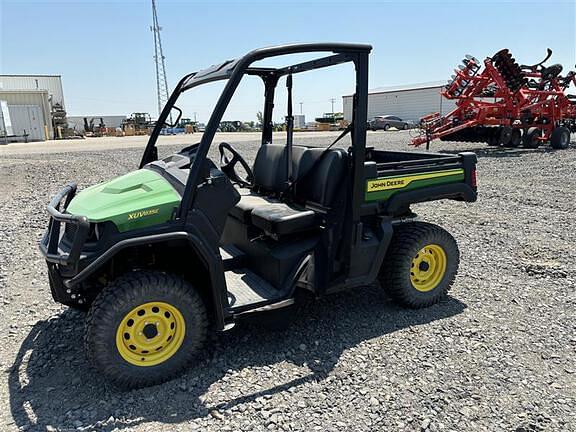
xmin=39 ymin=182 xmax=90 ymax=272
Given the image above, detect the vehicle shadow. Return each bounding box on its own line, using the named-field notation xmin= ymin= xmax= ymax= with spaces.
xmin=9 ymin=285 xmax=466 ymax=431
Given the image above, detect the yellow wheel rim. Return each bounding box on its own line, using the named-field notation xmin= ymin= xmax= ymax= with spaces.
xmin=115 ymin=301 xmax=185 ymax=367
xmin=410 ymin=244 xmax=447 ymax=292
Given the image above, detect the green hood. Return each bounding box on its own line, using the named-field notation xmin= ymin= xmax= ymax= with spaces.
xmin=66 ymin=169 xmax=181 ymax=232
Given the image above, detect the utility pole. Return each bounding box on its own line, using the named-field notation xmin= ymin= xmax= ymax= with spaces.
xmin=151 ymin=0 xmax=171 ymax=123
xmin=299 ymin=102 xmax=303 ymax=114
xmin=330 ymin=98 xmax=335 ymax=115
xmin=194 ymin=112 xmax=197 ymax=122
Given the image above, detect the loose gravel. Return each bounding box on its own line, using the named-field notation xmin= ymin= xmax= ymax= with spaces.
xmin=0 ymin=131 xmax=575 ymax=432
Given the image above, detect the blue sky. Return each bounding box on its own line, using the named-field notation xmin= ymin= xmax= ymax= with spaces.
xmin=1 ymin=0 xmax=575 ymax=123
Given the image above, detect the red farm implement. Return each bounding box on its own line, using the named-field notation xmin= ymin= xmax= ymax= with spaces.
xmin=412 ymin=49 xmax=576 ymax=150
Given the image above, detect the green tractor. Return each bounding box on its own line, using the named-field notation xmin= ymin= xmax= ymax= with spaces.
xmin=40 ymin=43 xmax=477 ymax=389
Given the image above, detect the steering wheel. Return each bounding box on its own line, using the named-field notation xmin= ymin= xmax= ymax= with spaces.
xmin=218 ymin=142 xmax=254 ymax=188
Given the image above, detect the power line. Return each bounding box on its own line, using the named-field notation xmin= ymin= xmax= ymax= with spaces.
xmin=151 ymin=0 xmax=171 ymax=122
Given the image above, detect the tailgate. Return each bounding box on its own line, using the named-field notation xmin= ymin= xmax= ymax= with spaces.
xmin=363 ymin=150 xmax=477 ymax=211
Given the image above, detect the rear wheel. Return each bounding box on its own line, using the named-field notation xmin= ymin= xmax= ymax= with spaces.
xmin=85 ymin=271 xmax=208 ymax=389
xmin=506 ymin=129 xmax=522 ymax=147
xmin=379 ymin=222 xmax=459 ymax=308
xmin=403 ymin=123 xmax=409 ymax=130
xmin=523 ymin=127 xmax=542 ymax=148
xmin=550 ymin=126 xmax=570 ymax=149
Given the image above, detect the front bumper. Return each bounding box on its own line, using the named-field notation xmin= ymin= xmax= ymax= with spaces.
xmin=39 ymin=183 xmax=90 ymax=267
xmin=39 ymin=183 xmax=90 ymax=304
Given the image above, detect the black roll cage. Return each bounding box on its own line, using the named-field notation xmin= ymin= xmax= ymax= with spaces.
xmin=140 ymin=42 xmax=371 ymax=240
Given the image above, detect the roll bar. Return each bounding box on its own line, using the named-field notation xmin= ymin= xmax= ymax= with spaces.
xmin=139 ymin=43 xmax=372 ymax=239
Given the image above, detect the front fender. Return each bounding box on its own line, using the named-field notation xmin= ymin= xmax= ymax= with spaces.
xmin=66 ymin=228 xmax=228 ymax=330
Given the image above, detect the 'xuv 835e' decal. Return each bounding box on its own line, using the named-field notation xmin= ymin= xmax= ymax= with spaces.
xmin=365 ymin=169 xmax=464 ymax=202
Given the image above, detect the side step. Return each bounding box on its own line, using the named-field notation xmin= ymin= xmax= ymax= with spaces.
xmin=220 ymin=245 xmax=246 ymax=271
xmin=225 ymin=267 xmax=290 ymax=313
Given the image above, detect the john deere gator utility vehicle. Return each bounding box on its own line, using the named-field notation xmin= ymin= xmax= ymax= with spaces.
xmin=40 ymin=43 xmax=478 ymax=388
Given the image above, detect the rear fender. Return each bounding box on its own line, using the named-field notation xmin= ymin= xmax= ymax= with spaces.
xmin=383 ymin=183 xmax=477 ymax=216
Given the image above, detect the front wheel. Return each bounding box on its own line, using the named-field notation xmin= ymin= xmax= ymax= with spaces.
xmin=379 ymin=222 xmax=460 ymax=308
xmin=506 ymin=129 xmax=522 ymax=147
xmin=523 ymin=127 xmax=542 ymax=148
xmin=85 ymin=271 xmax=208 ymax=389
xmin=383 ymin=124 xmax=391 ymax=131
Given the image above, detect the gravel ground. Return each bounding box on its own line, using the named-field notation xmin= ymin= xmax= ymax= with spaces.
xmin=0 ymin=131 xmax=575 ymax=432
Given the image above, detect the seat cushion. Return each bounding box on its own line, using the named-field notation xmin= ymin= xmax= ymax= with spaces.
xmin=251 ymin=203 xmax=316 ymax=236
xmin=229 ymin=188 xmax=278 ymax=223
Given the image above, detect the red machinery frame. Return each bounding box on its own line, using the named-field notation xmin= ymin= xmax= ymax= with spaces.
xmin=412 ymin=49 xmax=576 ymax=149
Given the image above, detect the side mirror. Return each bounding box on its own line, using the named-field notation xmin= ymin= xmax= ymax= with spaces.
xmin=164 ymin=106 xmax=183 ymax=128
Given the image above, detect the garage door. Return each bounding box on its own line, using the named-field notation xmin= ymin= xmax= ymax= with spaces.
xmin=8 ymin=105 xmax=46 ymax=141
xmin=0 ymin=100 xmax=14 ymax=136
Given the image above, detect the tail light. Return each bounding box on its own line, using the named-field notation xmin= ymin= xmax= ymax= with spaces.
xmin=470 ymin=168 xmax=477 ymax=188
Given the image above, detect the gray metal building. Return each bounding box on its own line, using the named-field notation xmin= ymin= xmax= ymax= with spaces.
xmin=0 ymin=75 xmax=65 ymax=141
xmin=293 ymin=115 xmax=306 ymax=129
xmin=342 ymin=81 xmax=457 ymax=123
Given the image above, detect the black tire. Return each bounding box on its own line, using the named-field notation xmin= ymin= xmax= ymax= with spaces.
xmin=403 ymin=123 xmax=409 ymax=130
xmin=85 ymin=271 xmax=208 ymax=389
xmin=486 ymin=128 xmax=500 ymax=146
xmin=379 ymin=222 xmax=459 ymax=308
xmin=383 ymin=124 xmax=390 ymax=131
xmin=550 ymin=126 xmax=570 ymax=149
xmin=499 ymin=126 xmax=512 ymax=146
xmin=523 ymin=127 xmax=542 ymax=148
xmin=506 ymin=129 xmax=522 ymax=147
xmin=487 ymin=135 xmax=499 ymax=146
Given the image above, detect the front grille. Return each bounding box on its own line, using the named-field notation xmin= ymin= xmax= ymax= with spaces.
xmin=64 ymin=222 xmax=78 ymax=240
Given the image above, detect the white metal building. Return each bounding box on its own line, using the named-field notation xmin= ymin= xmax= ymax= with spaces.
xmin=342 ymin=81 xmax=457 ymax=123
xmin=0 ymin=75 xmax=65 ymax=141
xmin=0 ymin=90 xmax=52 ymax=141
xmin=0 ymin=75 xmax=65 ymax=109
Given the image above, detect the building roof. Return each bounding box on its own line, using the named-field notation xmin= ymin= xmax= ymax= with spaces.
xmin=0 ymin=74 xmax=62 ymax=78
xmin=343 ymin=80 xmax=446 ymax=98
xmin=0 ymin=89 xmax=49 ymax=94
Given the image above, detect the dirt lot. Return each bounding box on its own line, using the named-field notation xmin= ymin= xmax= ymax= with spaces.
xmin=0 ymin=131 xmax=575 ymax=432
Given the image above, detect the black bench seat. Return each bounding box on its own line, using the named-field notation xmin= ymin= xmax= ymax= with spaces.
xmin=228 ymin=144 xmax=347 ymax=238
xmin=229 ymin=188 xmax=277 ymax=224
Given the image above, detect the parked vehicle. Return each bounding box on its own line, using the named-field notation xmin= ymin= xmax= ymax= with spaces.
xmin=369 ymin=115 xmax=413 ymax=131
xmin=39 ymin=43 xmax=477 ymax=389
